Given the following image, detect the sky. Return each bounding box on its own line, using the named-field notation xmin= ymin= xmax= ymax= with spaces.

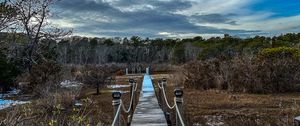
xmin=49 ymin=0 xmax=300 ymax=38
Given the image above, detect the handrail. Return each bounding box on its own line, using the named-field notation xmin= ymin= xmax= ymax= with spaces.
xmin=111 ymin=81 xmax=138 ymax=126
xmin=157 ymin=81 xmax=185 ymax=126
xmin=175 ymin=97 xmax=185 ymax=126
xmin=111 ymin=103 xmax=122 ymax=126
xmin=159 ymin=83 xmax=175 ymax=109
xmin=121 ymin=82 xmax=136 ymax=113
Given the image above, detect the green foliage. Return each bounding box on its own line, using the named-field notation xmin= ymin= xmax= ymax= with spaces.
xmin=0 ymin=57 xmax=20 ymax=89
xmin=259 ymin=47 xmax=300 ymax=59
xmin=0 ymin=2 xmax=17 ymax=20
xmin=192 ymin=33 xmax=300 ymax=60
xmin=130 ymin=36 xmax=142 ymax=46
xmin=172 ymin=42 xmax=185 ymax=64
xmin=89 ymin=38 xmax=98 ymax=48
xmin=39 ymin=39 xmax=59 ymax=62
xmin=193 ymin=36 xmax=242 ymax=59
xmin=103 ymin=39 xmax=114 ymax=46
xmin=150 ymin=38 xmax=177 ymax=48
xmin=27 ymin=61 xmax=62 ymax=94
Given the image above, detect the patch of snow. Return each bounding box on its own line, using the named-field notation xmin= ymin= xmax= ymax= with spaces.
xmin=8 ymin=88 xmax=21 ymax=95
xmin=107 ymin=85 xmax=130 ymax=89
xmin=108 ymin=90 xmax=129 ymax=94
xmin=0 ymin=88 xmax=21 ymax=98
xmin=296 ymin=116 xmax=300 ymax=121
xmin=60 ymin=80 xmax=83 ymax=88
xmin=205 ymin=115 xmax=225 ymax=126
xmin=0 ymin=99 xmax=30 ymax=110
xmin=74 ymin=100 xmax=83 ymax=107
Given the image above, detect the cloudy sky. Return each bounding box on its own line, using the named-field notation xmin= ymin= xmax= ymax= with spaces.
xmin=51 ymin=0 xmax=300 ymax=38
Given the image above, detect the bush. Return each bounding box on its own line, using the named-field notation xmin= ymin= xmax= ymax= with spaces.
xmin=17 ymin=61 xmax=62 ymax=94
xmin=258 ymin=47 xmax=300 ymax=59
xmin=184 ymin=54 xmax=300 ymax=93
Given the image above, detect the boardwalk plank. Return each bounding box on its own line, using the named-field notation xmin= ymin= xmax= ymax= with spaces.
xmin=131 ymin=75 xmax=167 ymax=126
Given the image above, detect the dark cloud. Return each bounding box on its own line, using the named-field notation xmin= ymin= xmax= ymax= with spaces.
xmin=106 ymin=0 xmax=193 ymax=12
xmin=190 ymin=14 xmax=238 ymax=25
xmin=152 ymin=0 xmax=193 ymax=12
xmin=52 ymin=0 xmax=259 ymax=38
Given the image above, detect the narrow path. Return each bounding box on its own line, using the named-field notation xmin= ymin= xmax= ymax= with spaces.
xmin=131 ymin=75 xmax=167 ymax=126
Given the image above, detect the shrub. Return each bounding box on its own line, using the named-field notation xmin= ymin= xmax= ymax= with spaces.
xmin=184 ymin=59 xmax=224 ymax=90
xmin=258 ymin=47 xmax=300 ymax=59
xmin=184 ymin=54 xmax=300 ymax=93
xmin=18 ymin=61 xmax=62 ymax=94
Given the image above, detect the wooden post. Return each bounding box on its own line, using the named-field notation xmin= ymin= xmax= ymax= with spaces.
xmin=174 ymin=89 xmax=184 ymax=126
xmin=162 ymin=78 xmax=167 ymax=93
xmin=129 ymin=79 xmax=134 ymax=115
xmin=96 ymin=83 xmax=100 ymax=95
xmin=146 ymin=67 xmax=149 ymax=75
xmin=132 ymin=67 xmax=135 ymax=74
xmin=133 ymin=80 xmax=137 ymax=106
xmin=138 ymin=67 xmax=141 ymax=74
xmin=162 ymin=78 xmax=167 ymax=112
xmin=166 ymin=112 xmax=172 ymax=126
xmin=112 ymin=92 xmax=122 ymax=126
xmin=158 ymin=80 xmax=162 ymax=107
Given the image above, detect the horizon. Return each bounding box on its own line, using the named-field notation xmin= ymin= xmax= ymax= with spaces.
xmin=2 ymin=31 xmax=299 ymax=40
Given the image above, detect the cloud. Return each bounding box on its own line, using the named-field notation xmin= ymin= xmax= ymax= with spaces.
xmin=189 ymin=14 xmax=237 ymax=25
xmin=50 ymin=0 xmax=300 ymax=38
xmin=158 ymin=32 xmax=172 ymax=36
xmin=175 ymin=0 xmax=255 ymax=16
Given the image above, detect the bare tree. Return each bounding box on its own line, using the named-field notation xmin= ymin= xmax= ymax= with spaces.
xmin=81 ymin=65 xmax=118 ymax=95
xmin=9 ymin=0 xmax=71 ymax=70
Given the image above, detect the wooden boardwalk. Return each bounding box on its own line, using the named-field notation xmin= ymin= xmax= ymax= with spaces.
xmin=131 ymin=75 xmax=167 ymax=126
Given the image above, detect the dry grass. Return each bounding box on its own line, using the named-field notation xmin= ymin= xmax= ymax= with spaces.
xmin=153 ymin=73 xmax=300 ymax=126
xmin=0 ymin=74 xmax=143 ymax=126
xmin=6 ymin=70 xmax=300 ymax=126
xmin=78 ymin=75 xmax=143 ymax=125
xmin=183 ymin=89 xmax=300 ymax=126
